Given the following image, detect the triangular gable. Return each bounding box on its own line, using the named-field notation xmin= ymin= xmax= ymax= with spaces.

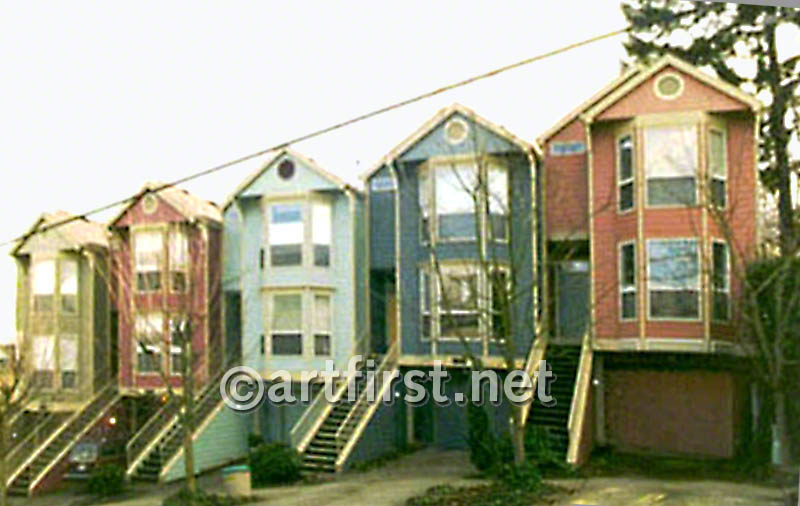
xmin=539 ymin=55 xmax=760 ymax=142
xmin=110 ymin=183 xmax=221 ymax=228
xmin=362 ymin=103 xmax=538 ymax=181
xmin=13 ymin=212 xmax=107 ymax=256
xmin=112 ymin=191 xmax=187 ymax=228
xmin=223 ymin=148 xmax=351 ymax=210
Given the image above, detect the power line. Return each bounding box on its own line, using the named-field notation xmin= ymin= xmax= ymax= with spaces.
xmin=2 ymin=26 xmax=630 ymax=250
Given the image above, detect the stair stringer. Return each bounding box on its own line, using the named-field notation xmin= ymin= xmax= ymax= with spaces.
xmin=6 ymin=385 xmax=113 ymax=490
xmin=334 ymin=366 xmax=399 ymax=472
xmin=125 ymin=411 xmax=181 ymax=478
xmin=520 ymin=336 xmax=549 ymax=425
xmin=28 ymin=391 xmax=123 ymax=495
xmin=565 ymin=332 xmax=594 ymax=466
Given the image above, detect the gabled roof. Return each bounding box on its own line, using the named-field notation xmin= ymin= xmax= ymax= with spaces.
xmin=538 ymin=54 xmax=761 ymax=144
xmin=361 ymin=103 xmax=540 ymax=182
xmin=109 ymin=182 xmax=222 ymax=226
xmin=222 ymin=148 xmax=356 ymax=210
xmin=12 ymin=211 xmax=108 ymax=256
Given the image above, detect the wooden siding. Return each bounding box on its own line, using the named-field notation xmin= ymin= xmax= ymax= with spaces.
xmin=544 ymin=119 xmax=589 ymax=239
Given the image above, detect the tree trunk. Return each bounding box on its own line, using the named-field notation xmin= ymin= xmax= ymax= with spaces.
xmin=183 ymin=339 xmax=197 ymax=493
xmin=772 ymin=390 xmax=790 ymax=467
xmin=510 ymin=404 xmax=526 ymax=467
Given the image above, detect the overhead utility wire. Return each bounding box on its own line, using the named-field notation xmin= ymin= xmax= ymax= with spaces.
xmin=1 ymin=26 xmax=630 ymax=249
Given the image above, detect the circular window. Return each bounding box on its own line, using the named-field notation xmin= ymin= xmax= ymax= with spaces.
xmin=278 ymin=159 xmax=295 ymax=180
xmin=142 ymin=194 xmax=158 ymax=214
xmin=444 ymin=118 xmax=469 ymax=145
xmin=654 ymin=72 xmax=684 ymax=100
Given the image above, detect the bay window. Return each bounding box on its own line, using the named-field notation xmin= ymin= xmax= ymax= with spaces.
xmin=645 ymin=125 xmax=698 ymax=206
xmin=32 ymin=259 xmax=56 ymax=313
xmin=647 ymin=239 xmax=700 ymax=319
xmin=619 ymin=242 xmax=636 ymax=320
xmin=135 ymin=230 xmax=163 ymax=292
xmin=271 ymin=294 xmax=303 ymax=355
xmin=712 ymin=241 xmax=729 ymax=321
xmin=419 ymin=160 xmax=509 ymax=243
xmin=312 ymin=203 xmax=331 ymax=267
xmin=438 ymin=265 xmax=480 ymax=340
xmin=269 ymin=204 xmax=304 ymax=266
xmin=59 ymin=336 xmax=78 ymax=389
xmin=618 ymin=135 xmax=634 ymax=212
xmin=313 ymin=294 xmax=331 ymax=356
xmin=708 ymin=129 xmax=727 ymax=208
xmin=136 ymin=313 xmax=163 ymax=373
xmin=169 ymin=229 xmax=188 ymax=292
xmin=60 ymin=259 xmax=78 ymax=313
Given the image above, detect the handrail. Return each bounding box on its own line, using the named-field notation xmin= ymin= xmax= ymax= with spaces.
xmin=520 ymin=335 xmax=549 ymax=425
xmin=6 ymin=384 xmax=116 ymax=488
xmin=5 ymin=412 xmax=63 ymax=483
xmin=290 ymin=331 xmax=370 ymax=452
xmin=334 ymin=342 xmax=399 ymax=469
xmin=566 ymin=330 xmax=593 ymax=465
xmin=125 ymin=396 xmax=181 ymax=471
xmin=334 ymin=341 xmax=399 ymax=453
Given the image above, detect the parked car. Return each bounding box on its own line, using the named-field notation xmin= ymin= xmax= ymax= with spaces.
xmin=65 ymin=437 xmax=126 ymax=479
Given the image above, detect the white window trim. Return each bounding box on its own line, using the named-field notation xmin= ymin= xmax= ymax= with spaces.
xmin=618 ymin=241 xmax=637 ymax=322
xmin=134 ymin=312 xmax=165 ymax=376
xmin=646 ymin=238 xmax=702 ymax=322
xmin=419 ymin=157 xmax=509 ymax=245
xmin=132 ymin=225 xmax=166 ymax=294
xmin=617 ymin=132 xmax=635 ymax=214
xmin=268 ymin=291 xmax=304 ymax=356
xmin=708 ymin=128 xmax=728 ymax=209
xmin=643 ymin=123 xmax=700 ymax=209
xmin=653 ymin=72 xmax=685 ymax=101
xmin=436 ymin=264 xmax=483 ymax=342
xmin=264 ymin=196 xmax=333 ymax=270
xmin=312 ymin=293 xmax=333 ymax=357
xmin=711 ymin=240 xmax=731 ymax=323
xmin=168 ymin=226 xmax=189 ymax=294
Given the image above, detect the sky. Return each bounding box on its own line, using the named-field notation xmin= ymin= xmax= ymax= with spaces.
xmin=1 ymin=2 xmax=797 ymax=345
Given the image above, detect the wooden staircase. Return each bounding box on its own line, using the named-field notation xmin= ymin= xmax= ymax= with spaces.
xmin=7 ymin=385 xmax=121 ymax=496
xmin=528 ymin=345 xmax=580 ymax=458
xmin=294 ymin=343 xmax=399 ymax=474
xmin=125 ymin=366 xmax=232 ymax=482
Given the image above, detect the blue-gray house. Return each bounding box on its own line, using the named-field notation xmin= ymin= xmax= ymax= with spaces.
xmin=222 ymin=148 xmax=368 ymax=442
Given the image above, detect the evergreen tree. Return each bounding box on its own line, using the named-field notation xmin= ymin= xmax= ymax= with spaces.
xmin=622 ymin=1 xmax=800 ymax=254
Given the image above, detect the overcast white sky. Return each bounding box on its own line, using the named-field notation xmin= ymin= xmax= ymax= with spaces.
xmin=1 ymin=2 xmax=797 ymax=345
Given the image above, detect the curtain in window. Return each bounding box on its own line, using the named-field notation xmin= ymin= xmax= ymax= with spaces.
xmin=645 ymin=126 xmax=697 ymax=206
xmin=313 ymin=294 xmax=331 ymax=355
xmin=33 ymin=260 xmax=56 ymax=294
xmin=487 ymin=167 xmax=508 ymax=240
xmin=270 ymin=204 xmax=303 ymax=266
xmin=135 ymin=231 xmax=163 ymax=271
xmin=60 ymin=259 xmax=78 ymax=312
xmin=436 ymin=164 xmax=478 ymax=239
xmin=33 ymin=336 xmax=55 ymax=370
xmin=312 ymin=203 xmax=331 ymax=267
xmin=272 ymin=294 xmax=303 ymax=355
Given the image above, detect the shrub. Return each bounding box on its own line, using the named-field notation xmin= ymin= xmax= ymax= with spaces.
xmin=86 ymin=464 xmax=125 ymax=497
xmin=247 ymin=433 xmax=265 ymax=449
xmin=498 ymin=461 xmax=542 ymax=491
xmin=249 ymin=443 xmax=301 ymax=486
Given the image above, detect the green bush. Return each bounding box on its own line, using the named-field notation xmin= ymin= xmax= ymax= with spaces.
xmin=247 ymin=433 xmax=265 ymax=449
xmin=498 ymin=461 xmax=542 ymax=491
xmin=86 ymin=464 xmax=125 ymax=497
xmin=249 ymin=443 xmax=301 ymax=486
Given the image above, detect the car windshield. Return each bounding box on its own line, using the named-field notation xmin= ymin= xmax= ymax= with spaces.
xmin=69 ymin=442 xmax=99 ymax=463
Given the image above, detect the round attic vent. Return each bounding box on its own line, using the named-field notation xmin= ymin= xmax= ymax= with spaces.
xmin=444 ymin=118 xmax=469 ymax=145
xmin=654 ymin=72 xmax=684 ymax=100
xmin=142 ymin=193 xmax=158 ymax=214
xmin=278 ymin=159 xmax=295 ymax=180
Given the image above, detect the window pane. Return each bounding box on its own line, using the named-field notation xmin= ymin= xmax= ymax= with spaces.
xmin=712 ymin=243 xmax=728 ymax=291
xmin=169 ymin=230 xmax=188 ymax=271
xmin=487 ymin=167 xmax=508 ymax=215
xmin=33 ymin=336 xmax=55 ymax=370
xmin=61 ymin=371 xmax=77 ymax=389
xmin=440 ymin=314 xmax=480 ymax=338
xmin=135 ymin=231 xmax=163 ymax=272
xmin=709 ymin=130 xmax=726 ymax=178
xmin=491 ymin=271 xmax=509 ymax=340
xmin=273 ymin=294 xmax=302 ymax=331
xmin=170 ymin=345 xmax=185 ymax=374
xmin=60 ymin=259 xmax=78 ymax=295
xmin=619 ymin=182 xmax=634 ymax=211
xmin=440 ymin=271 xmax=478 ymax=311
xmin=419 ymin=170 xmax=431 ymax=243
xmin=272 ymin=334 xmax=302 ymax=355
xmin=645 ymin=125 xmax=697 ymax=179
xmin=271 ymin=245 xmax=302 ymax=266
xmin=711 ymin=179 xmax=726 ymax=208
xmin=313 ymin=203 xmax=331 ymax=266
xmin=713 ymin=292 xmax=729 ymax=321
xmin=313 ymin=245 xmax=330 ymax=267
xmin=648 ymin=240 xmax=699 ymax=290
xmin=59 ymin=337 xmax=78 ymax=372
xmin=436 ymin=164 xmax=477 ymax=240
xmin=650 ymin=290 xmax=699 ymax=318
xmin=137 ymin=272 xmax=162 ymax=291
xmin=314 ymin=295 xmax=331 ymax=333
xmin=439 ymin=213 xmax=477 ymax=240
xmin=647 ymin=177 xmax=696 ymax=206
xmin=618 ymin=135 xmax=633 ymax=181
xmin=33 ymin=260 xmax=56 ymax=295
xmin=621 ymin=244 xmax=635 ymax=288
xmin=136 ymin=313 xmax=163 ymax=342
xmin=314 ymin=335 xmax=331 ymax=356
xmin=137 ymin=345 xmax=161 ymax=373
xmin=621 ymin=292 xmax=636 ymax=319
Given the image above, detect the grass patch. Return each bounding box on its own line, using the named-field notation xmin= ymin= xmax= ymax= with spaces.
xmin=350 ymin=442 xmax=425 ymax=473
xmin=405 ymin=482 xmax=568 ymax=506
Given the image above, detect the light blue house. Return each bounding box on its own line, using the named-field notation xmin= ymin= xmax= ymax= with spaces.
xmin=222 ymin=148 xmax=368 ymax=441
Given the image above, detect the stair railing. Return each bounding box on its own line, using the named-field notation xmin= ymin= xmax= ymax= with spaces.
xmin=333 ymin=341 xmax=399 ymax=469
xmin=565 ymin=330 xmax=593 ymax=465
xmin=520 ymin=335 xmax=549 ymax=425
xmin=125 ymin=396 xmax=181 ymax=474
xmin=290 ymin=332 xmax=369 ymax=453
xmin=6 ymin=385 xmax=115 ymax=489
